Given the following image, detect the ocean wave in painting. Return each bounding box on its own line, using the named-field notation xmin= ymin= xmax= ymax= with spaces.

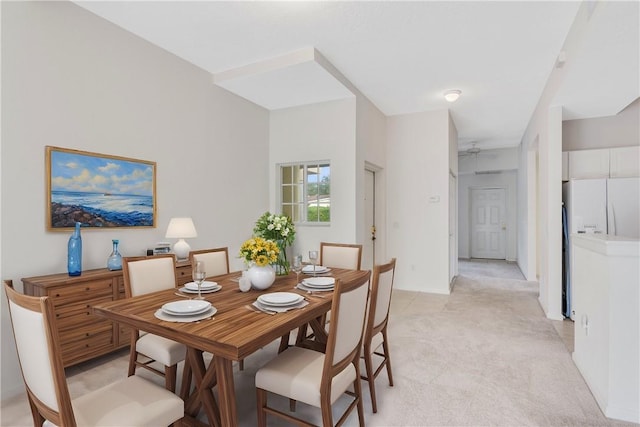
xmin=51 ymin=191 xmax=153 ymax=227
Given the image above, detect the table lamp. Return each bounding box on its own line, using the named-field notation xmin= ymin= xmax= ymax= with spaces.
xmin=165 ymin=217 xmax=197 ymax=260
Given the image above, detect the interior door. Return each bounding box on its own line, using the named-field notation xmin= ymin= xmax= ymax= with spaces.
xmin=363 ymin=169 xmax=375 ymax=272
xmin=449 ymin=174 xmax=457 ymax=283
xmin=470 ymin=187 xmax=507 ymax=259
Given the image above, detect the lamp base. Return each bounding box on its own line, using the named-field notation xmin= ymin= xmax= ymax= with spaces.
xmin=173 ymin=239 xmax=191 ymax=260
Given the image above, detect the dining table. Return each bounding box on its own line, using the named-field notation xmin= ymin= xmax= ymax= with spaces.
xmin=93 ymin=267 xmax=370 ymax=427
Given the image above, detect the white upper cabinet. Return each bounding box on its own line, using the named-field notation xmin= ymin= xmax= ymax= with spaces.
xmin=569 ymin=149 xmax=610 ymax=179
xmin=609 ymin=146 xmax=640 ymax=178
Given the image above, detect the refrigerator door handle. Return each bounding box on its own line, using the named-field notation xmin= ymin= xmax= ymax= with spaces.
xmin=608 ymin=202 xmax=616 ymax=236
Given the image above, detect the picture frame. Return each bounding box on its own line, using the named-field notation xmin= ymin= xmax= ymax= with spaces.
xmin=46 ymin=146 xmax=157 ymax=230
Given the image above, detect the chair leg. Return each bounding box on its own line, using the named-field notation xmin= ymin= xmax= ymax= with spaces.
xmin=353 ymin=376 xmax=366 ymax=427
xmin=289 ymin=398 xmax=296 ymax=412
xmin=320 ymin=393 xmax=333 ymax=427
xmin=256 ymin=388 xmax=267 ymax=427
xmin=180 ymin=362 xmax=192 ymax=399
xmin=363 ymin=345 xmax=378 ymax=413
xmin=165 ymin=364 xmax=177 ymax=393
xmin=26 ymin=394 xmax=45 ymax=427
xmin=239 ymin=359 xmax=244 ymax=371
xmin=382 ymin=330 xmax=394 ymax=386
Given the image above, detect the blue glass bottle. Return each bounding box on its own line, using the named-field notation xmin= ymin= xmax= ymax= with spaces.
xmin=67 ymin=222 xmax=82 ymax=276
xmin=107 ymin=239 xmax=122 ymax=271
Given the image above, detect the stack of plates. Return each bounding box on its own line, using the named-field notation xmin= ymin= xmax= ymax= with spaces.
xmin=299 ymin=277 xmax=335 ymax=291
xmin=254 ymin=292 xmax=306 ymax=313
xmin=180 ymin=281 xmax=221 ymax=294
xmin=155 ymin=300 xmax=217 ymax=322
xmin=302 ymin=265 xmax=331 ymax=274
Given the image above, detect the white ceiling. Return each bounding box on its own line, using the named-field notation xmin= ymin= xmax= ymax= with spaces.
xmin=74 ymin=1 xmax=639 ymax=152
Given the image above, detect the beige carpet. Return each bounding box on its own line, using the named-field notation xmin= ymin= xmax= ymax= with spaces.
xmin=2 ymin=262 xmax=635 ymax=426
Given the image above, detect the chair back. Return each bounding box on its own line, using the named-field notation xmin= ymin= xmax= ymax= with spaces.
xmin=366 ymin=258 xmax=397 ymax=336
xmin=324 ymin=271 xmax=371 ymax=375
xmin=320 ymin=242 xmax=362 ymax=270
xmin=123 ymin=254 xmax=177 ymax=297
xmin=4 ymin=280 xmax=76 ymax=426
xmin=189 ymin=247 xmax=229 ymax=277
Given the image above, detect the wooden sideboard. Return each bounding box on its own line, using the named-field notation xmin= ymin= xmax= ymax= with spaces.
xmin=22 ymin=261 xmax=192 ymax=367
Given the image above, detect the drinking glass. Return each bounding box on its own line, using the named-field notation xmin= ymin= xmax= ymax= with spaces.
xmin=308 ymin=251 xmax=319 ymax=276
xmin=291 ymin=254 xmax=303 ymax=285
xmin=192 ymin=260 xmax=206 ymax=300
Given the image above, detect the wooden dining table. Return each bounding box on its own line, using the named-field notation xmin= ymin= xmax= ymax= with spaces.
xmin=93 ymin=268 xmax=369 ymax=427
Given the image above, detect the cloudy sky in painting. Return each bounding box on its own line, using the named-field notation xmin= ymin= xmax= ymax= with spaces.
xmin=50 ymin=150 xmax=154 ymax=196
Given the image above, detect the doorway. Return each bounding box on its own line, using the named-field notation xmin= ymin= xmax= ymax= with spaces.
xmin=470 ymin=187 xmax=507 ymax=259
xmin=363 ymin=168 xmax=376 ymax=272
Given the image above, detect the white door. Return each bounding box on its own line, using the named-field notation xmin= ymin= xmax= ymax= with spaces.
xmin=363 ymin=169 xmax=376 ymax=272
xmin=470 ymin=188 xmax=507 ymax=259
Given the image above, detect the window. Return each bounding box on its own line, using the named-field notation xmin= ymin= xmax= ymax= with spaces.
xmin=280 ymin=162 xmax=330 ymax=224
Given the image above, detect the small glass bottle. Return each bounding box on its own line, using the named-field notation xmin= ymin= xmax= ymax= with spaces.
xmin=67 ymin=222 xmax=82 ymax=276
xmin=107 ymin=239 xmax=122 ymax=271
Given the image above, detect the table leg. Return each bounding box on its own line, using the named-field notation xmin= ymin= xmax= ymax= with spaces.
xmin=185 ymin=348 xmax=220 ymax=427
xmin=214 ymin=356 xmax=238 ymax=427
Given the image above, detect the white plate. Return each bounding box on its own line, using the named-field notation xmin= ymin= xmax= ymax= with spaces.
xmin=253 ymin=300 xmax=309 ymax=313
xmin=303 ymin=277 xmax=336 ymax=288
xmin=258 ymin=292 xmax=304 ymax=307
xmin=161 ymin=300 xmax=211 ymax=316
xmin=184 ymin=281 xmax=218 ymax=291
xmin=155 ymin=306 xmax=217 ymax=322
xmin=179 ymin=285 xmax=221 ymax=294
xmin=302 ymin=265 xmax=330 ymax=273
xmin=296 ymin=283 xmax=334 ymax=293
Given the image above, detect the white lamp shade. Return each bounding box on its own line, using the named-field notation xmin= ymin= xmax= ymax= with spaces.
xmin=165 ymin=218 xmax=197 ymax=260
xmin=165 ymin=218 xmax=197 ymax=239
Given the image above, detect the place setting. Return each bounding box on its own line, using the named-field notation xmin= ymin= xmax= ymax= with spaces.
xmin=249 ymin=291 xmax=309 ymax=315
xmin=154 ymin=299 xmax=217 ymax=322
xmin=178 ymin=280 xmax=221 ymax=295
xmin=296 ymin=276 xmax=335 ymax=294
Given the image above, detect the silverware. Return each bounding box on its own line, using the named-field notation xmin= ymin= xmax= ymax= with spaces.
xmin=245 ymin=304 xmax=276 ymax=315
xmin=293 ymin=287 xmax=328 ymax=298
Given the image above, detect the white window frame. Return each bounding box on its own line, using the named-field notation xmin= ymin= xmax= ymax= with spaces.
xmin=278 ymin=161 xmax=331 ymax=226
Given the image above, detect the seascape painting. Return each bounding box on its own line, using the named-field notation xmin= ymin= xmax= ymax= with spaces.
xmin=46 ymin=146 xmax=156 ymax=230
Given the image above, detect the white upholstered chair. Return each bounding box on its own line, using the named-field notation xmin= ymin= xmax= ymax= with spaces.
xmin=361 ymin=258 xmax=396 ymax=413
xmin=3 ymin=280 xmax=184 ymax=427
xmin=122 ymin=254 xmax=186 ymax=392
xmin=256 ymin=271 xmax=371 ymax=427
xmin=189 ymin=247 xmax=230 ymax=278
xmin=320 ymin=242 xmax=363 ymax=270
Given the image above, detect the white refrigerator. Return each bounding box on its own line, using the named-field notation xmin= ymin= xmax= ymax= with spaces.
xmin=563 ymin=177 xmax=640 ymax=238
xmin=562 ymin=177 xmax=640 ymax=319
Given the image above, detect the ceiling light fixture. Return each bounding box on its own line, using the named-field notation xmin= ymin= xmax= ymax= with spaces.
xmin=444 ymin=89 xmax=462 ymax=103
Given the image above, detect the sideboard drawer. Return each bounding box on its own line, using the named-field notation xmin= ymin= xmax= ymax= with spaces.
xmin=49 ymin=279 xmax=113 ymax=305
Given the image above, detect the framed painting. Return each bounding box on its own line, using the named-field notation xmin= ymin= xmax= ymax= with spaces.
xmin=46 ymin=146 xmax=157 ymax=230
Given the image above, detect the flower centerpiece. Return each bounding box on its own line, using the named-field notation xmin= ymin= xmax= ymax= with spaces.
xmin=239 ymin=237 xmax=279 ymax=267
xmin=253 ymin=212 xmax=296 ymax=275
xmin=238 ymin=237 xmax=279 ymax=290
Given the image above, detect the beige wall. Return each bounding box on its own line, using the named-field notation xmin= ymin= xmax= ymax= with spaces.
xmin=563 ymin=98 xmax=640 ymax=151
xmin=1 ymin=1 xmax=269 ymax=398
xmin=387 ymin=110 xmax=453 ymax=294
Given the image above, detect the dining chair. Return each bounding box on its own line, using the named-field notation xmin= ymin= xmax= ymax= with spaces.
xmin=361 ymin=258 xmax=397 ymax=413
xmin=256 ymin=270 xmax=371 ymax=427
xmin=189 ymin=247 xmax=230 ymax=277
xmin=3 ymin=280 xmax=184 ymax=427
xmin=320 ymin=242 xmax=363 ymax=270
xmin=122 ymin=254 xmax=186 ymax=392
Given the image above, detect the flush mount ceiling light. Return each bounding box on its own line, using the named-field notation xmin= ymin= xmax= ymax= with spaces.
xmin=444 ymin=89 xmax=462 ymax=102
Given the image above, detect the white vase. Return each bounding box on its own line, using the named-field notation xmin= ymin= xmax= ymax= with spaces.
xmin=248 ymin=264 xmax=276 ymax=290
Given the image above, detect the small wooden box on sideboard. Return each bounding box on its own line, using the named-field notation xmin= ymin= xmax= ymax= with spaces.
xmin=22 ymin=261 xmax=192 ymax=367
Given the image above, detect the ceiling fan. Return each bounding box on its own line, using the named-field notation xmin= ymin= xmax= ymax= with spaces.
xmin=459 ymin=142 xmax=481 ymax=157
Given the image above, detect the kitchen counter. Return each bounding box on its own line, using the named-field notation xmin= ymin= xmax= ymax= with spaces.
xmin=571 ymin=233 xmax=639 ymax=423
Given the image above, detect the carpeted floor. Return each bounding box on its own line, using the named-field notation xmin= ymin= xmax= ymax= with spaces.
xmin=1 ymin=260 xmax=634 ymax=426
